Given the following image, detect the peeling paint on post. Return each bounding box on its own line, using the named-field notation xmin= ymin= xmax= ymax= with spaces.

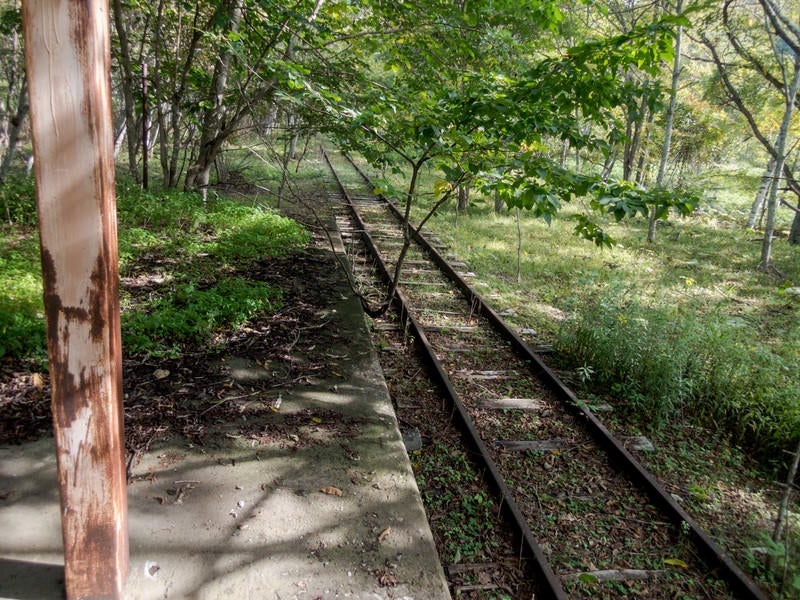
xmin=22 ymin=1 xmax=128 ymax=598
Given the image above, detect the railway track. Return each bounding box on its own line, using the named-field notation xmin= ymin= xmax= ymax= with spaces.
xmin=319 ymin=147 xmax=769 ymax=600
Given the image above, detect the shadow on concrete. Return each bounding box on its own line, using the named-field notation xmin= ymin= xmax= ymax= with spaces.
xmin=0 ymin=558 xmax=64 ymax=600
xmin=0 ymin=211 xmax=450 ymax=598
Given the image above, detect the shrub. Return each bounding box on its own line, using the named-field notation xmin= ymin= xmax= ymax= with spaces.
xmin=1 ymin=182 xmax=308 ymax=360
xmin=556 ymin=290 xmax=800 ymax=463
xmin=116 ymin=187 xmax=210 ymax=231
xmin=0 ymin=300 xmax=46 ymax=359
xmin=0 ymin=174 xmax=37 ymax=225
xmin=116 ymin=187 xmax=309 ymax=265
xmin=214 ymin=212 xmax=311 ymax=262
xmin=0 ymin=234 xmax=45 ymax=359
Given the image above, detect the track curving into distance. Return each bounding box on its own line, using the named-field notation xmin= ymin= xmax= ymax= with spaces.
xmin=321 ymin=147 xmax=768 ymax=600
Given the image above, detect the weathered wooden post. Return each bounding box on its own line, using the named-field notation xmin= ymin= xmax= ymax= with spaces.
xmin=22 ymin=1 xmax=129 ymax=598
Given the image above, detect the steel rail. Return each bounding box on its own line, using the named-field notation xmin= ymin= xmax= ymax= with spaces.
xmin=323 ymin=147 xmax=567 ymax=599
xmin=327 ymin=147 xmax=769 ymax=600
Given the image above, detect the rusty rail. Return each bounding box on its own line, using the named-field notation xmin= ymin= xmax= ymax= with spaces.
xmin=331 ymin=148 xmax=770 ymax=600
xmin=323 ymin=147 xmax=567 ymax=599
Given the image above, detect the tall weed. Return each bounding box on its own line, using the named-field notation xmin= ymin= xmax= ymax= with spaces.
xmin=557 ymin=290 xmax=800 ymax=462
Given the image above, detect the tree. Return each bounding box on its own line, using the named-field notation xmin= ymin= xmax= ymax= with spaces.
xmin=0 ymin=1 xmax=27 ymax=185
xmin=324 ymin=4 xmax=696 ymax=315
xmin=701 ymin=0 xmax=800 ymax=267
xmin=183 ymin=0 xmax=337 ymax=196
xmin=650 ymin=0 xmax=685 ymax=242
xmin=110 ymin=0 xmax=140 ymax=183
xmin=107 ymin=0 xmax=354 ymax=193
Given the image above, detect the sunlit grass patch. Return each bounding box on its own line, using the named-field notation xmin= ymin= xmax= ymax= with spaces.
xmin=0 ymin=227 xmax=45 ymax=359
xmin=365 ymin=154 xmax=800 ymax=464
xmin=1 ymin=180 xmax=310 ymax=361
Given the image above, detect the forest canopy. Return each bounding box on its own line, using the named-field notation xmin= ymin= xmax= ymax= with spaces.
xmin=1 ymin=0 xmax=798 ymax=260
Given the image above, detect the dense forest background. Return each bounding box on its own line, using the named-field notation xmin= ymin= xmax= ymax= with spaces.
xmin=1 ymin=0 xmax=797 ymax=250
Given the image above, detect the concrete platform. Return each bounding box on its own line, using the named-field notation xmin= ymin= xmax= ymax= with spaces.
xmin=0 ymin=279 xmax=450 ymax=598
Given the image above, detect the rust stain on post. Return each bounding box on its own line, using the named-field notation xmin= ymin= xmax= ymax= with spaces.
xmin=22 ymin=0 xmax=128 ymax=598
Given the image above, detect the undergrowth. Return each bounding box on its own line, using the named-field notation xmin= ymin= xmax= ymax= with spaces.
xmin=0 ymin=174 xmax=37 ymax=226
xmin=555 ymin=290 xmax=800 ymax=467
xmin=122 ymin=278 xmax=282 ymax=356
xmin=413 ymin=442 xmax=501 ymax=564
xmin=383 ymin=154 xmax=800 ymax=467
xmin=0 ymin=177 xmax=309 ymax=360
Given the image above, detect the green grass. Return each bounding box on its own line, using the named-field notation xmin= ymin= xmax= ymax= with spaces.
xmin=370 ymin=155 xmax=800 ymax=465
xmin=0 ymin=174 xmax=37 ymax=226
xmin=0 ymin=226 xmax=46 ymax=359
xmin=413 ymin=442 xmax=501 ymax=564
xmin=122 ymin=278 xmax=282 ymax=356
xmin=0 ymin=174 xmax=310 ymax=361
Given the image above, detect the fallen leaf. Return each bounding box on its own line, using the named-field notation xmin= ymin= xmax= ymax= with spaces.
xmin=663 ymin=558 xmax=688 ymax=568
xmin=377 ymin=527 xmax=392 ymax=543
xmin=320 ymin=486 xmax=343 ymax=496
xmin=153 ymin=369 xmax=170 ymax=380
xmin=376 ymin=569 xmax=398 ymax=587
xmin=31 ymin=373 xmax=45 ymax=389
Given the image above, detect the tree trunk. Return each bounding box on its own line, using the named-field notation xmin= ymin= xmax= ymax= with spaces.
xmin=185 ymin=1 xmax=243 ymax=197
xmin=151 ymin=0 xmax=170 ymax=184
xmin=185 ymin=138 xmax=225 ymax=200
xmin=0 ymin=0 xmax=22 ymax=159
xmin=655 ymin=0 xmax=682 ymax=190
xmin=634 ymin=128 xmax=652 ymax=185
xmin=748 ymin=157 xmax=776 ymax=229
xmin=141 ymin=62 xmax=149 ymax=190
xmin=650 ymin=2 xmax=683 ymax=243
xmin=0 ymin=79 xmax=28 ymax=183
xmin=111 ymin=0 xmax=140 ymax=183
xmin=494 ymin=189 xmax=505 ymax=213
xmin=789 ymin=205 xmax=800 ymax=244
xmin=772 ymin=436 xmax=800 ymax=546
xmin=601 ymin=150 xmax=617 ymax=180
xmin=113 ymin=119 xmax=126 ymax=160
xmin=457 ymin=183 xmax=470 ymax=212
xmin=760 ymin=58 xmax=800 ymax=270
xmin=623 ymin=95 xmax=647 ymax=180
xmin=288 ymin=113 xmax=299 ymax=159
xmin=516 ymin=207 xmax=522 ymax=284
xmin=165 ymin=5 xmax=204 ymax=188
